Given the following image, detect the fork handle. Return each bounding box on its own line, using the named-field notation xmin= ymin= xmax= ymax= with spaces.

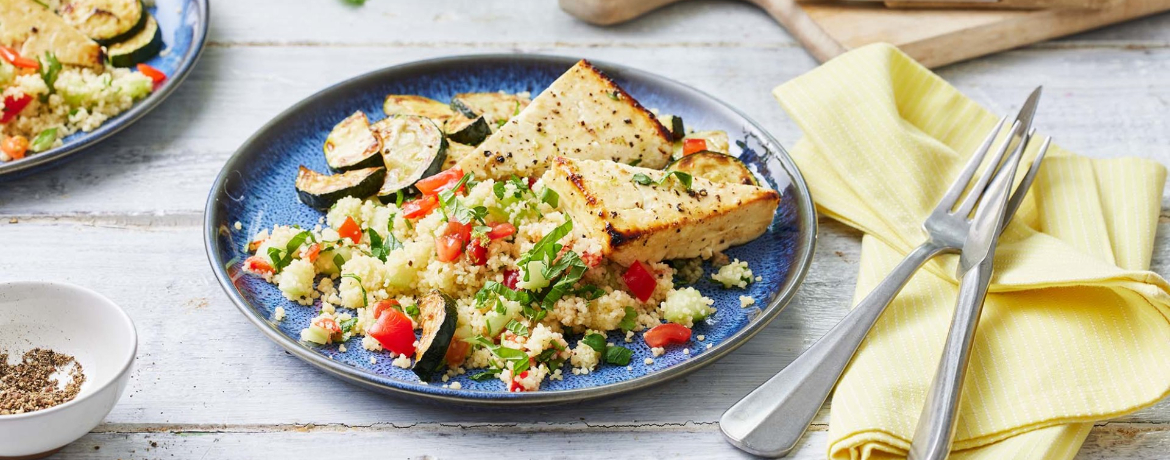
xmin=720 ymin=241 xmax=945 ymax=457
xmin=908 ymin=262 xmax=993 ymax=460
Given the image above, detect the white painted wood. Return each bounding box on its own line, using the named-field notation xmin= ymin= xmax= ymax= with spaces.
xmin=0 ymin=0 xmax=1167 ymax=458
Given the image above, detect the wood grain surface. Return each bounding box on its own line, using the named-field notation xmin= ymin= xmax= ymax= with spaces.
xmin=0 ymin=1 xmax=1167 ymax=458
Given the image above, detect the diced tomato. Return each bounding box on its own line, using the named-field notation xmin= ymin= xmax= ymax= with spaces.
xmin=444 ymin=339 xmax=471 ymax=367
xmin=682 ymin=138 xmax=707 ymax=156
xmin=581 ymin=251 xmax=602 ymax=268
xmin=486 ymin=222 xmax=515 ymax=240
xmin=371 ymin=299 xmax=401 ymax=320
xmin=623 ymin=261 xmax=657 ymax=302
xmin=402 ymin=194 xmax=439 ymax=219
xmin=2 ymin=135 xmax=29 ymax=160
xmin=509 ymin=370 xmax=530 ymax=392
xmin=136 ymin=63 xmax=166 ymax=84
xmin=644 ymin=323 xmax=692 ymax=348
xmin=465 ymin=239 xmax=488 ymax=265
xmin=316 ymin=318 xmax=341 ymax=335
xmin=526 ymin=177 xmax=536 ymax=189
xmin=338 ymin=216 xmax=361 ymax=243
xmin=0 ymin=47 xmax=39 ymax=69
xmin=243 ymin=255 xmax=274 ymax=274
xmin=436 ymin=221 xmax=471 ymax=262
xmin=415 ymin=166 xmax=464 ymax=195
xmin=1 ymin=94 xmax=33 ymax=124
xmin=367 ymin=307 xmax=415 ymax=355
xmin=503 ymin=269 xmax=519 ymax=290
xmin=302 ymin=243 xmax=321 ymax=263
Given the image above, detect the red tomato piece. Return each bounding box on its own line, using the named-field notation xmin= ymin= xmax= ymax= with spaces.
xmin=435 ymin=221 xmax=471 ymax=262
xmin=317 ymin=318 xmax=341 ymax=335
xmin=415 ymin=166 xmax=465 ymax=195
xmin=623 ymin=261 xmax=657 ymax=302
xmin=526 ymin=177 xmax=536 ymax=189
xmin=136 ymin=63 xmax=166 ymax=84
xmin=682 ymin=138 xmax=707 ymax=156
xmin=503 ymin=269 xmax=519 ymax=290
xmin=509 ymin=370 xmax=531 ymax=392
xmin=0 ymin=46 xmax=39 ymax=69
xmin=338 ymin=216 xmax=361 ymax=243
xmin=402 ymin=194 xmax=439 ymax=219
xmin=371 ymin=299 xmax=400 ymax=320
xmin=1 ymin=135 xmax=29 ymax=160
xmin=243 ymin=255 xmax=274 ymax=274
xmin=644 ymin=323 xmax=692 ymax=348
xmin=302 ymin=243 xmax=321 ymax=263
xmin=486 ymin=222 xmax=515 ymax=240
xmin=465 ymin=239 xmax=488 ymax=265
xmin=444 ymin=339 xmax=471 ymax=367
xmin=1 ymin=94 xmax=33 ymax=124
xmin=367 ymin=307 xmax=415 ymax=355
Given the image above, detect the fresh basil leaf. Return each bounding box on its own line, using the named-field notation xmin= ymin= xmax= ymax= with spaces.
xmin=29 ymin=128 xmax=56 ymax=153
xmin=266 ymin=247 xmax=283 ymax=266
xmin=470 ymin=367 xmax=501 ymax=381
xmin=573 ymin=284 xmax=605 ymax=301
xmin=604 ymin=346 xmax=633 ymax=366
xmin=273 ymin=231 xmax=312 ymax=271
xmin=493 ymin=181 xmax=506 ymax=200
xmin=670 ymin=171 xmax=693 ymax=190
xmin=517 ymin=218 xmax=572 ymax=268
xmin=582 ymin=333 xmax=606 ymax=353
xmin=339 ymin=317 xmax=358 ymax=334
xmin=631 ymin=173 xmax=654 ymax=186
xmin=619 ymin=306 xmax=637 ymax=332
xmin=538 ymin=187 xmax=559 ymax=208
xmin=631 ymin=171 xmax=693 ymax=191
xmin=38 ymin=52 xmax=60 ymax=98
xmin=474 ymin=281 xmax=533 ymax=308
xmin=466 ymin=335 xmax=530 ymax=374
xmin=505 ymin=319 xmax=530 ymax=337
xmin=367 ymin=228 xmax=387 ymax=261
xmin=508 ymin=176 xmax=529 ymax=198
xmin=340 ymin=274 xmax=367 ymax=307
xmin=628 ymin=159 xmax=641 ymax=167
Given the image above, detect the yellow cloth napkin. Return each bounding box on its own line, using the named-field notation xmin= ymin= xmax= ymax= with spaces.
xmin=773 ymin=43 xmax=1170 ymax=460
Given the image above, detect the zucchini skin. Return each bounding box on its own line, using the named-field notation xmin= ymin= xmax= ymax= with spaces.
xmin=373 ymin=115 xmax=448 ymax=203
xmin=445 ymin=115 xmax=491 ymax=146
xmin=667 ymin=151 xmax=759 ymax=186
xmin=295 ymin=166 xmax=385 ymax=210
xmin=61 ymin=0 xmax=147 ymax=45
xmin=669 ymin=116 xmax=686 ymax=141
xmin=107 ymin=13 xmax=162 ymax=67
xmin=324 ymin=111 xmax=383 ymax=172
xmin=413 ymin=291 xmax=459 ymax=381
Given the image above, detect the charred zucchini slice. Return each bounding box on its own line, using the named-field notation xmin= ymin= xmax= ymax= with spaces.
xmin=383 ymin=95 xmax=457 ymax=124
xmin=444 ymin=115 xmax=491 ymax=146
xmin=59 ymin=0 xmax=145 ymax=45
xmin=107 ymin=13 xmax=161 ymax=67
xmin=371 ymin=115 xmax=448 ymax=202
xmin=323 ymin=111 xmax=383 ymax=171
xmin=667 ymin=151 xmax=758 ymax=186
xmin=450 ymin=92 xmax=529 ymax=128
xmin=295 ymin=166 xmax=385 ymax=210
xmin=658 ymin=114 xmax=686 ymax=141
xmin=413 ymin=291 xmax=459 ymax=381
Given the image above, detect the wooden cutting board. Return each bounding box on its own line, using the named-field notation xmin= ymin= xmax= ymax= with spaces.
xmin=560 ymin=0 xmax=1170 ymax=68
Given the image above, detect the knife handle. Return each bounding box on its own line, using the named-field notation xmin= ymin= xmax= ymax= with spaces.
xmin=908 ymin=265 xmax=993 ymax=460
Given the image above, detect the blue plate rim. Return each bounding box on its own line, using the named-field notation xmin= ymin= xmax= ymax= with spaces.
xmin=204 ymin=53 xmax=818 ymax=406
xmin=0 ymin=0 xmax=211 ymax=177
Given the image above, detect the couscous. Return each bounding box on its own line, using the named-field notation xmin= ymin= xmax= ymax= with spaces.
xmin=241 ymin=59 xmax=777 ymax=391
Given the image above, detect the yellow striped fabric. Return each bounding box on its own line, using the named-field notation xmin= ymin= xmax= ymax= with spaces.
xmin=773 ymin=43 xmax=1170 ymax=459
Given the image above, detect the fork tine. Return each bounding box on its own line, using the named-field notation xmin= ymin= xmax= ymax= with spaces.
xmin=1002 ymin=132 xmax=1050 ymax=228
xmin=932 ymin=116 xmax=1009 ymax=215
xmin=953 ymin=121 xmax=1024 ymax=218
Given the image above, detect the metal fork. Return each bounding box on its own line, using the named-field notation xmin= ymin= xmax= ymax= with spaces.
xmin=720 ymin=87 xmax=1045 ymax=458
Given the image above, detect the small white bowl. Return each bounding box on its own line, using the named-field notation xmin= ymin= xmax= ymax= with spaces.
xmin=0 ymin=281 xmax=137 ymax=459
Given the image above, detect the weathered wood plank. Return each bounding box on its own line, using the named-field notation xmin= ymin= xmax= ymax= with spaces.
xmin=1 ymin=45 xmax=1168 ymax=216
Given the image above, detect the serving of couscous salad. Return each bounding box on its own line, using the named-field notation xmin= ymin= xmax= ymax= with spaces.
xmin=0 ymin=0 xmax=168 ymax=162
xmin=239 ymin=59 xmax=781 ymax=392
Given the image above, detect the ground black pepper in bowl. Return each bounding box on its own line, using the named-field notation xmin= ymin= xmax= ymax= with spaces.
xmin=0 ymin=349 xmax=86 ymax=415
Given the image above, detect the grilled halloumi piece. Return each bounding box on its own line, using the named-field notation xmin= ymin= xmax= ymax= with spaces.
xmin=458 ymin=59 xmax=673 ymax=180
xmin=0 ymin=0 xmax=103 ymax=68
xmin=543 ymin=156 xmax=780 ymax=265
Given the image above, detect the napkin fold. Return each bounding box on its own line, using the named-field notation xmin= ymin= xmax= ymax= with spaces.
xmin=774 ymin=43 xmax=1170 ymax=460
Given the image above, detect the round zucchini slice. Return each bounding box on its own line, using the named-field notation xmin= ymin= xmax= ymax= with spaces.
xmin=371 ymin=115 xmax=448 ymax=203
xmin=59 ymin=0 xmax=146 ymax=45
xmin=450 ymin=92 xmax=529 ymax=128
xmin=324 ymin=111 xmax=383 ymax=171
xmin=295 ymin=166 xmax=385 ymax=210
xmin=107 ymin=14 xmax=161 ymax=67
xmin=667 ymin=151 xmax=759 ymax=186
xmin=444 ymin=115 xmax=491 ymax=146
xmin=413 ymin=291 xmax=459 ymax=381
xmin=383 ymin=95 xmax=457 ymax=124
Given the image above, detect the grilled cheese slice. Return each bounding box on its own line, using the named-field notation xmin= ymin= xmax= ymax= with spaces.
xmin=543 ymin=156 xmax=780 ymax=265
xmin=0 ymin=0 xmax=103 ymax=68
xmin=458 ymin=59 xmax=672 ymax=180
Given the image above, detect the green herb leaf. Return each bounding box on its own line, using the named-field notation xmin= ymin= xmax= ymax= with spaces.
xmin=572 ymin=285 xmax=605 ymax=301
xmin=38 ymin=52 xmax=60 ymax=98
xmin=582 ymin=333 xmax=607 ymax=353
xmin=466 ymin=335 xmax=530 ymax=374
xmin=607 ymin=91 xmax=621 ymax=101
xmin=332 ymin=253 xmax=345 ymax=271
xmin=340 ymin=274 xmax=368 ymax=307
xmin=395 ymin=190 xmax=404 ymax=208
xmin=631 ymin=173 xmax=654 ymax=186
xmin=493 ymin=181 xmax=506 ymax=200
xmin=604 ymin=346 xmax=633 ymax=366
xmin=628 ymin=159 xmax=642 ymax=167
xmin=339 ymin=317 xmax=358 ymax=334
xmin=470 ymin=367 xmax=502 ymax=381
xmin=517 ymin=218 xmax=572 ymax=269
xmin=631 ymin=171 xmax=692 ymax=191
xmin=512 ymin=100 xmax=521 ymax=116
xmin=438 ymin=174 xmax=480 ymax=224
xmin=538 ymin=187 xmax=559 ymax=208
xmin=541 ymin=251 xmax=587 ymax=310
xmin=403 ymin=303 xmax=420 ymax=318
xmin=29 ymin=128 xmax=57 ymax=153
xmin=619 ymin=307 xmax=637 ymax=332
xmin=505 ymin=319 xmax=530 ymax=337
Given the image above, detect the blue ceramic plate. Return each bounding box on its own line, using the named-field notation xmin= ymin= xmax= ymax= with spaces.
xmin=0 ymin=0 xmax=209 ymax=177
xmin=205 ymin=55 xmax=817 ymax=405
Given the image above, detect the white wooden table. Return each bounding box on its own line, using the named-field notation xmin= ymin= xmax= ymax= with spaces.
xmin=2 ymin=1 xmax=1168 ymax=458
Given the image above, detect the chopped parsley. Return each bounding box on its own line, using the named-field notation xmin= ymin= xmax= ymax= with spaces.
xmin=266 ymin=230 xmax=312 ymax=272
xmin=466 ymin=335 xmax=530 ymax=374
xmin=604 ymin=346 xmax=633 ymax=366
xmin=582 ymin=333 xmax=607 ymax=353
xmin=367 ymin=215 xmax=403 ymax=262
xmin=38 ymin=52 xmax=60 ymax=99
xmin=632 ymin=171 xmax=693 ymax=191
